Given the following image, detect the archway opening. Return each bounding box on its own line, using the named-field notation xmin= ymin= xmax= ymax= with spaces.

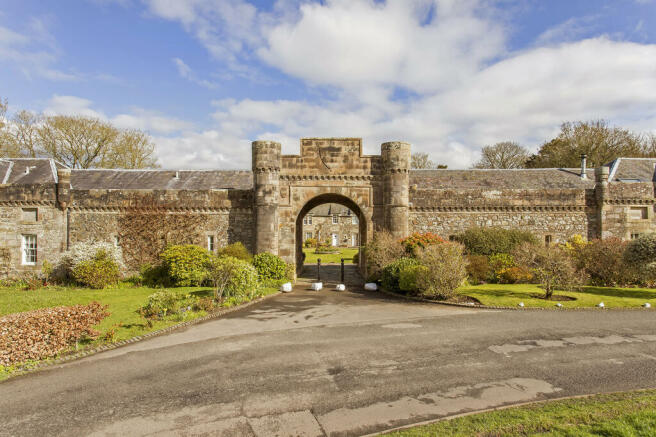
xmin=295 ymin=193 xmax=367 ymax=276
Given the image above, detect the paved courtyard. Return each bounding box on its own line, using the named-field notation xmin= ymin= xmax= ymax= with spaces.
xmin=2 ymin=268 xmax=656 ymax=436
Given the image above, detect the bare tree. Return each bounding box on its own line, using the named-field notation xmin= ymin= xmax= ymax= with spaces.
xmin=473 ymin=141 xmax=529 ymax=169
xmin=0 ymin=97 xmax=159 ymax=169
xmin=411 ymin=152 xmax=447 ymax=169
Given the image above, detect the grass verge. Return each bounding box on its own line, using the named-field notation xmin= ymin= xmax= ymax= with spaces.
xmin=382 ymin=389 xmax=656 ymax=436
xmin=458 ymin=283 xmax=656 ymax=309
xmin=303 ymin=247 xmax=359 ymax=264
xmin=0 ymin=283 xmax=279 ymax=380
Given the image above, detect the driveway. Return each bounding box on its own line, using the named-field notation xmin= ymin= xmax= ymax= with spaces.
xmin=2 ymin=276 xmax=656 ymax=436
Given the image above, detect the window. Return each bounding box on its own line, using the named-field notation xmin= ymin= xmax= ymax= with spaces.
xmin=544 ymin=235 xmax=552 ymax=246
xmin=303 ymin=215 xmax=312 ymax=225
xmin=351 ymin=234 xmax=357 ymax=247
xmin=305 ymin=232 xmax=312 ymax=240
xmin=21 ymin=208 xmax=37 ymax=222
xmin=629 ymin=207 xmax=648 ymax=220
xmin=631 ymin=233 xmax=641 ymax=240
xmin=448 ymin=235 xmax=456 ymax=241
xmin=22 ymin=235 xmax=37 ymax=265
xmin=332 ymin=214 xmax=339 ymax=224
xmin=347 ymin=209 xmax=352 ymax=216
xmin=352 ymin=216 xmax=358 ymax=225
xmin=207 ymin=235 xmax=215 ymax=252
xmin=113 ymin=236 xmax=120 ymax=247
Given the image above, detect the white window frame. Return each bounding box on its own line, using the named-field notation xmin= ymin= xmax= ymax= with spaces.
xmin=305 ymin=232 xmax=312 ymax=240
xmin=332 ymin=214 xmax=339 ymax=224
xmin=207 ymin=235 xmax=215 ymax=252
xmin=352 ymin=216 xmax=358 ymax=225
xmin=304 ymin=215 xmax=313 ymax=225
xmin=22 ymin=234 xmax=37 ymax=265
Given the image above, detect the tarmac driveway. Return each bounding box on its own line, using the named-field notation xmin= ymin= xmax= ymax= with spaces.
xmin=2 ymin=281 xmax=656 ymax=436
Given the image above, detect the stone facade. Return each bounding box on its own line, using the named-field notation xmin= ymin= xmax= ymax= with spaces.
xmin=301 ymin=203 xmax=360 ymax=247
xmin=1 ymin=140 xmax=656 ymax=277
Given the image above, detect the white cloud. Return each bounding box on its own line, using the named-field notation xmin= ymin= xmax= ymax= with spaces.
xmin=172 ymin=57 xmax=219 ymax=89
xmin=0 ymin=19 xmax=80 ymax=81
xmin=44 ymin=95 xmax=106 ymax=118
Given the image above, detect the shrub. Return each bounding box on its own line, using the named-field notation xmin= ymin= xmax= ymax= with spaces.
xmin=208 ymin=256 xmax=260 ymax=301
xmin=489 ymin=253 xmax=515 ymax=283
xmin=139 ymin=263 xmax=172 ymax=287
xmin=53 ymin=241 xmax=126 ymax=282
xmin=399 ymin=264 xmax=428 ymax=293
xmin=400 ymin=232 xmax=445 ymax=256
xmin=72 ymin=249 xmax=120 ymax=289
xmin=218 ymin=242 xmax=252 ymax=262
xmin=579 ymin=238 xmax=638 ymax=287
xmin=415 ymin=242 xmax=468 ymax=300
xmin=381 ymin=257 xmax=419 ymax=292
xmin=160 ymin=244 xmax=212 ymax=286
xmin=364 ymin=230 xmax=405 ymax=282
xmin=454 ymin=227 xmax=538 ymax=256
xmin=304 ymin=238 xmax=317 ymax=248
xmin=625 ymin=233 xmax=656 ymax=267
xmin=138 ymin=290 xmax=181 ymax=320
xmin=560 ymin=234 xmax=589 ymax=257
xmin=352 ymin=251 xmax=359 ymax=265
xmin=513 ymin=242 xmax=584 ymax=299
xmin=466 ymin=255 xmax=491 ymax=284
xmin=252 ymin=253 xmax=287 ymax=281
xmin=0 ymin=302 xmax=109 ymax=366
xmin=498 ymin=266 xmax=533 ymax=284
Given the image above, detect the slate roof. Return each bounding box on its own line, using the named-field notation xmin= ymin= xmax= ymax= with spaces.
xmin=608 ymin=158 xmax=656 ymax=182
xmin=70 ymin=169 xmax=253 ymax=190
xmin=308 ymin=203 xmax=354 ymax=216
xmin=409 ymin=168 xmax=596 ymax=189
xmin=0 ymin=158 xmax=62 ymax=185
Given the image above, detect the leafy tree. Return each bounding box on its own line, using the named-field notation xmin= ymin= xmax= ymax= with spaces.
xmin=526 ymin=120 xmax=654 ymax=168
xmin=473 ymin=141 xmax=529 ymax=169
xmin=411 ymin=152 xmax=447 ymax=169
xmin=0 ymin=97 xmax=158 ymax=169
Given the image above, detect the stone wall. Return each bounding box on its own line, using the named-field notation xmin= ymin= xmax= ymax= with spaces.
xmin=302 ymin=215 xmax=360 ymax=247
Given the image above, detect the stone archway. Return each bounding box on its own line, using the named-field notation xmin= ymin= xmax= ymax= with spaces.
xmin=294 ymin=193 xmax=368 ymax=274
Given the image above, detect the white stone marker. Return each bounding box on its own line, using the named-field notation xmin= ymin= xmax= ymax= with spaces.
xmin=555 ymin=303 xmax=563 ymax=308
xmin=364 ymin=283 xmax=378 ymax=291
xmin=280 ymin=282 xmax=292 ymax=293
xmin=518 ymin=302 xmax=525 ymax=308
xmin=597 ymin=302 xmax=605 ymax=308
xmin=311 ymin=282 xmax=323 ymax=291
xmin=644 ymin=303 xmax=651 ymax=308
xmin=335 ymin=284 xmax=346 ymax=291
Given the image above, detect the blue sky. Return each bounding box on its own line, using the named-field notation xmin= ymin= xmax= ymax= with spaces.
xmin=1 ymin=0 xmax=655 ymax=169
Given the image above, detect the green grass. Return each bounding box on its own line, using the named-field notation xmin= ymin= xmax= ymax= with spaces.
xmin=458 ymin=283 xmax=656 ymax=309
xmin=0 ymin=282 xmax=279 ymax=379
xmin=382 ymin=389 xmax=656 ymax=436
xmin=303 ymin=247 xmax=359 ymax=264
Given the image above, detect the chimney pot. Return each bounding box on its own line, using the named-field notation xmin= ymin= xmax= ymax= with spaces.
xmin=580 ymin=154 xmax=588 ymax=179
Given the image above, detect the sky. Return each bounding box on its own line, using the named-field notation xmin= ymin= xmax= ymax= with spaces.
xmin=1 ymin=0 xmax=655 ymax=170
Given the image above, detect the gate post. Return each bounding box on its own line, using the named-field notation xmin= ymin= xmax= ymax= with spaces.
xmin=252 ymin=141 xmax=281 ymax=255
xmin=382 ymin=142 xmax=411 ymax=239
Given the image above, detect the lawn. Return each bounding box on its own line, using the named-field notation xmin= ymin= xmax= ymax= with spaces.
xmin=303 ymin=247 xmax=359 ymax=264
xmin=458 ymin=283 xmax=656 ymax=309
xmin=0 ymin=283 xmax=279 ymax=364
xmin=383 ymin=389 xmax=656 ymax=436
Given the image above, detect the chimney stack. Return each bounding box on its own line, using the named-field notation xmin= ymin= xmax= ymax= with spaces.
xmin=580 ymin=154 xmax=587 ymax=179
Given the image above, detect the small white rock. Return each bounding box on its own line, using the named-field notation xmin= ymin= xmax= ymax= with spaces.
xmin=280 ymin=282 xmax=292 ymax=293
xmin=518 ymin=302 xmax=525 ymax=308
xmin=311 ymin=282 xmax=323 ymax=291
xmin=644 ymin=303 xmax=651 ymax=308
xmin=555 ymin=303 xmax=563 ymax=308
xmin=364 ymin=283 xmax=378 ymax=291
xmin=335 ymin=284 xmax=346 ymax=291
xmin=597 ymin=302 xmax=605 ymax=308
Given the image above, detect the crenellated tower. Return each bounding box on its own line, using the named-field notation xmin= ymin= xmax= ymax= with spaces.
xmin=252 ymin=140 xmax=281 ymax=255
xmin=381 ymin=141 xmax=411 ymax=239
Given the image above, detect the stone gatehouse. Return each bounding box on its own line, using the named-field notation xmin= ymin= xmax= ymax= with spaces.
xmin=1 ymin=138 xmax=655 ymax=277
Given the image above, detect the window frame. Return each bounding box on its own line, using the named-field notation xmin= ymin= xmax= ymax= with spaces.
xmin=207 ymin=235 xmax=215 ymax=252
xmin=21 ymin=234 xmax=37 ymax=266
xmin=332 ymin=214 xmax=339 ymax=224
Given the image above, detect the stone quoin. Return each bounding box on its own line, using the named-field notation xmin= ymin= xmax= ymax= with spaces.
xmin=1 ymin=138 xmax=655 ymax=277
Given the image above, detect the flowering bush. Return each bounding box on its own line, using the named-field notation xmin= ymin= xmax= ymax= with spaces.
xmin=304 ymin=238 xmax=317 ymax=248
xmin=400 ymin=232 xmax=445 ymax=256
xmin=0 ymin=302 xmax=109 ymax=366
xmin=53 ymin=241 xmax=126 ymax=282
xmin=489 ymin=253 xmax=515 ymax=283
xmin=138 ymin=290 xmax=181 ymax=320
